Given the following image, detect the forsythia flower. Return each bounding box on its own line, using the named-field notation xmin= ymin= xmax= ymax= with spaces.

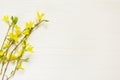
xmin=25 ymin=44 xmax=34 ymax=53
xmin=22 ymin=40 xmax=27 ymax=48
xmin=14 ymin=25 xmax=20 ymax=30
xmin=7 ymin=53 xmax=17 ymax=61
xmin=0 ymin=50 xmax=4 ymax=57
xmin=17 ymin=61 xmax=24 ymax=70
xmin=36 ymin=12 xmax=44 ymax=20
xmin=23 ymin=29 xmax=30 ymax=35
xmin=17 ymin=50 xmax=23 ymax=58
xmin=16 ymin=29 xmax=22 ymax=36
xmin=8 ymin=33 xmax=18 ymax=42
xmin=14 ymin=25 xmax=22 ymax=36
xmin=3 ymin=41 xmax=9 ymax=49
xmin=3 ymin=15 xmax=9 ymax=23
xmin=26 ymin=21 xmax=34 ymax=29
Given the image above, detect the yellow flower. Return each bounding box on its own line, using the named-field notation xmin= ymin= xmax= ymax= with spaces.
xmin=16 ymin=29 xmax=22 ymax=36
xmin=25 ymin=44 xmax=34 ymax=53
xmin=36 ymin=12 xmax=44 ymax=20
xmin=8 ymin=33 xmax=18 ymax=42
xmin=26 ymin=21 xmax=34 ymax=29
xmin=14 ymin=25 xmax=21 ymax=30
xmin=14 ymin=25 xmax=22 ymax=36
xmin=17 ymin=61 xmax=24 ymax=70
xmin=0 ymin=50 xmax=4 ymax=57
xmin=17 ymin=50 xmax=23 ymax=58
xmin=3 ymin=41 xmax=9 ymax=49
xmin=3 ymin=15 xmax=9 ymax=23
xmin=7 ymin=53 xmax=17 ymax=60
xmin=22 ymin=40 xmax=27 ymax=48
xmin=23 ymin=29 xmax=30 ymax=35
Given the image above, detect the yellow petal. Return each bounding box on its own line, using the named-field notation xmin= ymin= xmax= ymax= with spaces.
xmin=26 ymin=44 xmax=34 ymax=53
xmin=23 ymin=29 xmax=30 ymax=35
xmin=7 ymin=53 xmax=17 ymax=60
xmin=3 ymin=15 xmax=9 ymax=22
xmin=36 ymin=12 xmax=44 ymax=20
xmin=0 ymin=50 xmax=4 ymax=57
xmin=8 ymin=33 xmax=18 ymax=42
xmin=17 ymin=61 xmax=24 ymax=70
xmin=14 ymin=25 xmax=22 ymax=36
xmin=14 ymin=25 xmax=21 ymax=30
xmin=26 ymin=21 xmax=34 ymax=29
xmin=3 ymin=41 xmax=9 ymax=49
xmin=16 ymin=29 xmax=22 ymax=36
xmin=17 ymin=50 xmax=23 ymax=58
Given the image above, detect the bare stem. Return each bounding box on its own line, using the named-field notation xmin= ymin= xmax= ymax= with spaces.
xmin=0 ymin=25 xmax=11 ymax=50
xmin=0 ymin=26 xmax=11 ymax=75
xmin=7 ymin=39 xmax=27 ymax=80
xmin=6 ymin=60 xmax=19 ymax=80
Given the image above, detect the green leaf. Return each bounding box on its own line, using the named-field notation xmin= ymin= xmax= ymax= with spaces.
xmin=11 ymin=16 xmax=18 ymax=25
xmin=42 ymin=20 xmax=49 ymax=22
xmin=13 ymin=17 xmax=18 ymax=24
xmin=21 ymin=58 xmax=29 ymax=62
xmin=10 ymin=16 xmax=14 ymax=21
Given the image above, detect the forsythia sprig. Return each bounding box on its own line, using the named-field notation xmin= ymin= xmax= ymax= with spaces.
xmin=0 ymin=12 xmax=48 ymax=80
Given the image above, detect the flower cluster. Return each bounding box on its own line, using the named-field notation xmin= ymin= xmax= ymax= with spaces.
xmin=0 ymin=12 xmax=48 ymax=80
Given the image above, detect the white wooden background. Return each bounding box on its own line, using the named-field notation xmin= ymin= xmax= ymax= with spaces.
xmin=0 ymin=0 xmax=120 ymax=80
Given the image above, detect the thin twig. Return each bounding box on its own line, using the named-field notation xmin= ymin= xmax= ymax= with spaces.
xmin=0 ymin=25 xmax=11 ymax=50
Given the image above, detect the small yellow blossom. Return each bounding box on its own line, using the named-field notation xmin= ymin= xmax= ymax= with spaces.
xmin=3 ymin=41 xmax=9 ymax=49
xmin=26 ymin=21 xmax=34 ymax=29
xmin=25 ymin=44 xmax=34 ymax=53
xmin=17 ymin=61 xmax=24 ymax=70
xmin=23 ymin=29 xmax=30 ymax=35
xmin=14 ymin=25 xmax=22 ymax=36
xmin=8 ymin=33 xmax=18 ymax=42
xmin=7 ymin=53 xmax=17 ymax=60
xmin=16 ymin=29 xmax=22 ymax=36
xmin=0 ymin=50 xmax=4 ymax=57
xmin=22 ymin=40 xmax=27 ymax=48
xmin=3 ymin=15 xmax=9 ymax=23
xmin=36 ymin=12 xmax=44 ymax=20
xmin=17 ymin=50 xmax=23 ymax=58
xmin=14 ymin=25 xmax=21 ymax=30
